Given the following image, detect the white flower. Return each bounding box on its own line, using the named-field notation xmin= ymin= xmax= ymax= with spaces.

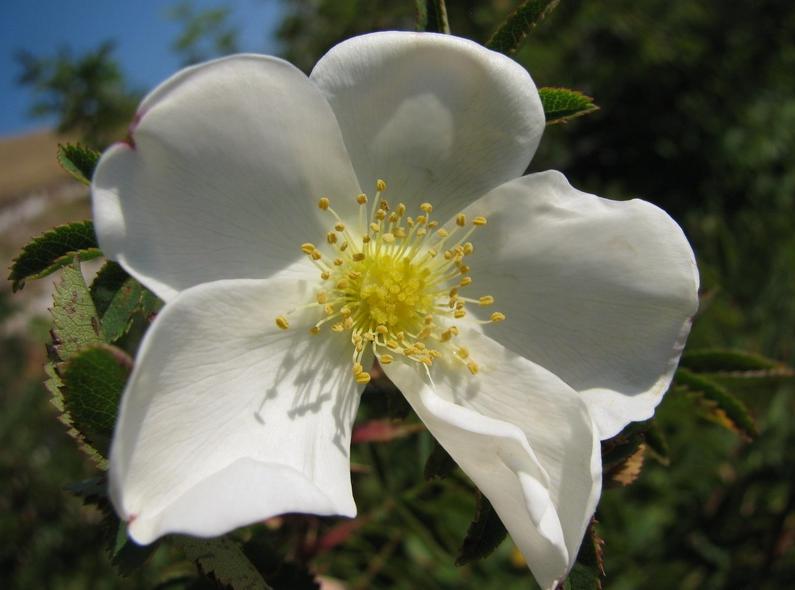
xmin=91 ymin=32 xmax=699 ymax=589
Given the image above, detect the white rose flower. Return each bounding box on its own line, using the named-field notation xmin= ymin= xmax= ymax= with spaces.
xmin=92 ymin=32 xmax=699 ymax=589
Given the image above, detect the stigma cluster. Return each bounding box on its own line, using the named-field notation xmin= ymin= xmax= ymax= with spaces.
xmin=275 ymin=180 xmax=505 ymax=383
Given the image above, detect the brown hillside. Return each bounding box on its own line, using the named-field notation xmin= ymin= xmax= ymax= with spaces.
xmin=0 ymin=130 xmax=77 ymax=204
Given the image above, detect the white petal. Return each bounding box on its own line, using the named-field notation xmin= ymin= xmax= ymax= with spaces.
xmin=110 ymin=273 xmax=362 ymax=543
xmin=462 ymin=171 xmax=699 ymax=439
xmin=92 ymin=54 xmax=361 ymax=301
xmin=382 ymin=330 xmax=601 ymax=590
xmin=310 ymin=31 xmax=545 ymax=221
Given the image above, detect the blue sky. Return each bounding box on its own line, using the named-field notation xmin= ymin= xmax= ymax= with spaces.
xmin=0 ymin=0 xmax=282 ymax=137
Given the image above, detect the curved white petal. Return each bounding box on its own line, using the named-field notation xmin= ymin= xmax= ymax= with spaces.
xmin=92 ymin=54 xmax=361 ymax=301
xmin=382 ymin=330 xmax=601 ymax=590
xmin=311 ymin=31 xmax=545 ymax=221
xmin=461 ymin=171 xmax=699 ymax=439
xmin=110 ymin=272 xmax=363 ymax=543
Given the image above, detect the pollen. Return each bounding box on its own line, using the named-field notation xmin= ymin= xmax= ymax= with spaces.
xmin=275 ymin=180 xmax=505 ymax=381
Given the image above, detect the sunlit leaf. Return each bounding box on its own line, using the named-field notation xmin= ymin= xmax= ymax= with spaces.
xmin=485 ymin=0 xmax=559 ymax=55
xmin=100 ymin=277 xmax=144 ymax=342
xmin=8 ymin=221 xmax=100 ymax=291
xmin=539 ymin=87 xmax=599 ymax=125
xmin=91 ymin=261 xmax=130 ymax=316
xmin=177 ymin=536 xmax=273 ymax=590
xmin=57 ymin=142 xmax=101 ymax=184
xmin=456 ymin=492 xmax=507 ymax=565
xmin=50 ymin=260 xmax=103 ymax=360
xmin=675 ymin=368 xmax=759 ymax=439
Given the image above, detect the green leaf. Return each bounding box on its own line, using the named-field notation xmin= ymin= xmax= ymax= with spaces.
xmin=643 ymin=420 xmax=670 ymax=465
xmin=485 ymin=0 xmax=559 ymax=55
xmin=101 ymin=277 xmax=144 ymax=342
xmin=539 ymin=87 xmax=599 ymax=125
xmin=91 ymin=261 xmax=130 ymax=316
xmin=456 ymin=492 xmax=507 ymax=565
xmin=415 ymin=0 xmax=449 ymax=34
xmin=424 ymin=440 xmax=457 ymax=481
xmin=675 ymin=368 xmax=759 ymax=439
xmin=8 ymin=221 xmax=100 ymax=291
xmin=60 ymin=344 xmax=132 ymax=455
xmin=177 ymin=536 xmax=273 ymax=590
xmin=112 ymin=523 xmax=160 ymax=576
xmin=50 ymin=260 xmax=103 ymax=360
xmin=57 ymin=142 xmax=101 ymax=184
xmin=680 ymin=348 xmax=794 ymax=378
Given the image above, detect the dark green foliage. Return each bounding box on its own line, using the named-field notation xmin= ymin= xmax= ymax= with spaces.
xmin=415 ymin=0 xmax=450 ymax=33
xmin=681 ymin=348 xmax=791 ymax=374
xmin=169 ymin=2 xmax=240 ymax=66
xmin=178 ymin=537 xmax=273 ymax=590
xmin=424 ymin=440 xmax=457 ymax=480
xmin=456 ymin=492 xmax=508 ymax=565
xmin=15 ymin=41 xmax=137 ymax=147
xmin=91 ymin=261 xmax=130 ymax=316
xmin=8 ymin=221 xmax=99 ymax=291
xmin=56 ymin=142 xmax=101 ymax=185
xmin=485 ymin=0 xmax=559 ymax=54
xmin=539 ymin=87 xmax=599 ymax=125
xmin=60 ymin=344 xmax=131 ymax=456
xmin=100 ymin=277 xmax=145 ymax=343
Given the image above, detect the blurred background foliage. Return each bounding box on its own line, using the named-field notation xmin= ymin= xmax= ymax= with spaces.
xmin=3 ymin=0 xmax=794 ymax=588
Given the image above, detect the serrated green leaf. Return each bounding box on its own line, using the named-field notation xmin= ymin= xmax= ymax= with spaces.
xmin=91 ymin=261 xmax=130 ymax=316
xmin=675 ymin=368 xmax=759 ymax=439
xmin=456 ymin=492 xmax=507 ymax=565
xmin=485 ymin=0 xmax=559 ymax=55
xmin=101 ymin=277 xmax=144 ymax=342
xmin=112 ymin=523 xmax=160 ymax=576
xmin=177 ymin=537 xmax=273 ymax=590
xmin=242 ymin=531 xmax=320 ymax=590
xmin=60 ymin=344 xmax=132 ymax=455
xmin=539 ymin=87 xmax=599 ymax=125
xmin=57 ymin=142 xmax=101 ymax=185
xmin=601 ymin=430 xmax=645 ymax=471
xmin=50 ymin=260 xmax=103 ymax=360
xmin=415 ymin=0 xmax=449 ymax=34
xmin=643 ymin=420 xmax=670 ymax=465
xmin=8 ymin=221 xmax=100 ymax=291
xmin=424 ymin=440 xmax=456 ymax=480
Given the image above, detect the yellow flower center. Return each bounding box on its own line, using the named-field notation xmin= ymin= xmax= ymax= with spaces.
xmin=275 ymin=180 xmax=505 ymax=384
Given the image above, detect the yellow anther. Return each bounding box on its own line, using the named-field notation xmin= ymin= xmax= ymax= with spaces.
xmin=340 ymin=306 xmax=352 ymax=317
xmin=459 ymin=276 xmax=473 ymax=287
xmin=437 ymin=228 xmax=449 ymax=238
xmin=369 ymin=222 xmax=380 ymax=233
xmin=416 ymin=215 xmax=427 ymax=225
xmin=376 ymin=179 xmax=387 ymax=192
xmin=379 ymin=354 xmax=394 ymax=365
xmin=449 ymin=287 xmax=459 ymax=298
xmin=479 ymin=295 xmax=495 ymax=306
xmin=424 ymin=315 xmax=434 ymax=325
xmin=458 ymin=264 xmax=470 ymax=274
xmin=335 ymin=222 xmax=345 ymax=232
xmin=382 ymin=232 xmax=396 ymax=243
xmin=301 ymin=243 xmax=316 ymax=255
xmin=352 ymin=362 xmax=364 ymax=375
xmin=449 ymin=326 xmax=459 ymax=336
xmin=379 ymin=200 xmax=390 ymax=211
xmin=275 ymin=315 xmax=289 ymax=330
xmin=376 ymin=325 xmax=389 ymax=335
xmin=356 ymin=194 xmax=368 ymax=205
xmin=420 ymin=202 xmax=433 ymax=213
xmin=386 ymin=339 xmax=399 ymax=349
xmin=318 ymin=197 xmax=330 ymax=210
xmin=344 ymin=317 xmax=354 ymax=330
xmin=316 ymin=291 xmax=328 ymax=304
xmin=375 ymin=209 xmax=386 ymax=221
xmin=440 ymin=329 xmax=454 ymax=342
xmin=457 ymin=346 xmax=470 ymax=359
xmin=324 ymin=304 xmax=335 ymax=315
xmin=456 ymin=214 xmax=466 ymax=226
xmin=454 ymin=309 xmax=467 ymax=319
xmin=397 ymin=203 xmax=407 ymax=216
xmin=473 ymin=216 xmax=488 ymax=226
xmin=334 ymin=258 xmax=344 ymax=266
xmin=331 ymin=322 xmax=344 ymax=332
xmin=340 ymin=241 xmax=349 ymax=251
xmin=355 ymin=371 xmax=372 ymax=384
xmin=428 ymin=221 xmax=439 ymax=229
xmin=327 ymin=232 xmax=337 ymax=244
xmin=389 ymin=212 xmax=399 ymax=223
xmin=320 ymin=271 xmax=330 ymax=280
xmin=311 ymin=251 xmax=322 ymax=261
xmin=362 ymin=235 xmax=371 ymax=244
xmin=309 ymin=325 xmax=321 ymax=335
xmin=463 ymin=242 xmax=474 ymax=255
xmin=444 ymin=250 xmax=454 ymax=260
xmin=353 ymin=253 xmax=366 ymax=262
xmin=490 ymin=311 xmax=506 ymax=323
xmin=348 ymin=270 xmax=361 ymax=280
xmin=394 ymin=227 xmax=407 ymax=238
xmin=336 ymin=279 xmax=349 ymax=289
xmin=467 ymin=360 xmax=479 ymax=375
